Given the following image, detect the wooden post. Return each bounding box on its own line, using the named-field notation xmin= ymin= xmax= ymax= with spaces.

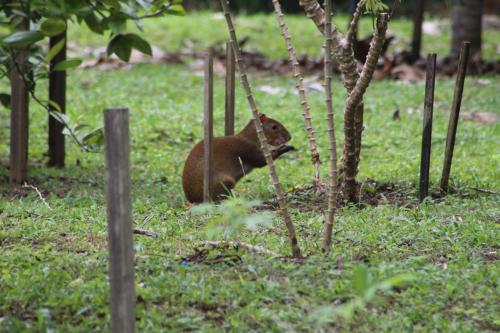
xmin=225 ymin=42 xmax=235 ymax=136
xmin=48 ymin=30 xmax=67 ymax=167
xmin=104 ymin=108 xmax=135 ymax=333
xmin=419 ymin=53 xmax=436 ymax=202
xmin=10 ymin=18 xmax=30 ymax=185
xmin=203 ymin=54 xmax=214 ymax=202
xmin=411 ymin=0 xmax=425 ymax=61
xmin=440 ymin=42 xmax=470 ymax=192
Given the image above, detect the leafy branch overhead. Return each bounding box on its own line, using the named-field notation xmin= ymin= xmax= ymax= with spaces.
xmin=0 ymin=0 xmax=184 ymax=150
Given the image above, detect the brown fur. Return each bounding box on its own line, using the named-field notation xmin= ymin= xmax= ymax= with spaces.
xmin=182 ymin=116 xmax=293 ymax=203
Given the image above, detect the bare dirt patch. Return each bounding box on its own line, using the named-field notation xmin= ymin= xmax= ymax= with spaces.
xmin=260 ymin=179 xmax=417 ymax=213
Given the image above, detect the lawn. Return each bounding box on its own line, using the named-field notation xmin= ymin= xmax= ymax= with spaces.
xmin=1 ymin=10 xmax=499 ymax=333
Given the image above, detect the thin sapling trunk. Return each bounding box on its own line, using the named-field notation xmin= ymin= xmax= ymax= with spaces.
xmin=219 ymin=0 xmax=302 ymax=258
xmin=271 ymin=0 xmax=321 ymax=188
xmin=322 ymin=0 xmax=339 ymax=251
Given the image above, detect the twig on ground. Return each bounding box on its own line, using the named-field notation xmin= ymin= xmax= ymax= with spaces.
xmin=22 ymin=183 xmax=52 ymax=210
xmin=200 ymin=240 xmax=278 ymax=256
xmin=466 ymin=187 xmax=499 ymax=195
xmin=133 ymin=228 xmax=159 ymax=237
xmin=140 ymin=214 xmax=154 ymax=226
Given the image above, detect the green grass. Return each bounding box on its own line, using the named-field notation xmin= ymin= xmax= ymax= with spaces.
xmin=1 ymin=11 xmax=500 ymax=333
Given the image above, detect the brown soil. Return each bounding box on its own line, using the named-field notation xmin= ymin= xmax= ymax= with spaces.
xmin=259 ymin=179 xmax=418 ymax=213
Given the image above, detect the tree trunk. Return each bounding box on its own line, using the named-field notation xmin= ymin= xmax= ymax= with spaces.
xmin=10 ymin=18 xmax=30 ymax=185
xmin=410 ymin=0 xmax=425 ymax=61
xmin=450 ymin=0 xmax=483 ymax=58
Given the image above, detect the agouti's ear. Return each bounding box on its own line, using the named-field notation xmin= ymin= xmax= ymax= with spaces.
xmin=259 ymin=113 xmax=267 ymax=122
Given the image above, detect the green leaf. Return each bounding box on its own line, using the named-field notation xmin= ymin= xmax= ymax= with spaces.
xmin=166 ymin=4 xmax=186 ymax=16
xmin=40 ymin=18 xmax=66 ymax=37
xmin=2 ymin=31 xmax=44 ymax=47
xmin=377 ymin=273 xmax=416 ymax=292
xmin=0 ymin=93 xmax=11 ymax=108
xmin=50 ymin=110 xmax=69 ymax=125
xmin=47 ymin=100 xmax=62 ymax=112
xmin=81 ymin=127 xmax=104 ymax=149
xmin=46 ymin=38 xmax=65 ymax=62
xmin=107 ymin=34 xmax=134 ymax=62
xmin=107 ymin=33 xmax=152 ymax=61
xmin=126 ymin=33 xmax=152 ymax=56
xmin=83 ymin=13 xmax=103 ymax=34
xmin=108 ymin=18 xmax=127 ymax=34
xmin=53 ymin=59 xmax=82 ymax=71
xmin=352 ymin=265 xmax=370 ymax=296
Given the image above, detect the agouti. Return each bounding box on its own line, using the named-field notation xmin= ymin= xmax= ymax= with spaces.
xmin=182 ymin=114 xmax=294 ymax=203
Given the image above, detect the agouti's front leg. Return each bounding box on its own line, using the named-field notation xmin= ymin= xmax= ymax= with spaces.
xmin=272 ymin=145 xmax=295 ymax=160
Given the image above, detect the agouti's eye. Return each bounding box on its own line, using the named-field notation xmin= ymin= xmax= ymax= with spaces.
xmin=272 ymin=125 xmax=278 ymax=130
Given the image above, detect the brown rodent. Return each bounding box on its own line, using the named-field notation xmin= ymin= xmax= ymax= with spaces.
xmin=182 ymin=114 xmax=294 ymax=203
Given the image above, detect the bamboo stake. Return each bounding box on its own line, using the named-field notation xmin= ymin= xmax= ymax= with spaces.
xmin=104 ymin=108 xmax=135 ymax=333
xmin=225 ymin=42 xmax=236 ymax=136
xmin=440 ymin=41 xmax=470 ymax=192
xmin=48 ymin=30 xmax=67 ymax=168
xmin=271 ymin=0 xmax=321 ymax=188
xmin=419 ymin=53 xmax=436 ymax=202
xmin=219 ymin=0 xmax=301 ymax=258
xmin=322 ymin=0 xmax=339 ymax=252
xmin=203 ymin=53 xmax=214 ymax=202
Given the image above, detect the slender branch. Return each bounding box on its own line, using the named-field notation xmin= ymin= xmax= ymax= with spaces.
xmin=346 ymin=14 xmax=388 ymax=119
xmin=136 ymin=3 xmax=173 ymax=19
xmin=23 ymin=183 xmax=52 ymax=210
xmin=84 ymin=0 xmax=107 ymax=19
xmin=299 ymin=0 xmax=360 ymax=92
xmin=322 ymin=0 xmax=339 ymax=252
xmin=8 ymin=49 xmax=89 ymax=151
xmin=346 ymin=0 xmax=365 ymax=47
xmin=271 ymin=0 xmax=321 ymax=188
xmin=219 ymin=0 xmax=301 ymax=258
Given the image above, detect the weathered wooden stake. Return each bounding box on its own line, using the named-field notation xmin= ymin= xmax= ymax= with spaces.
xmin=203 ymin=54 xmax=214 ymax=202
xmin=48 ymin=30 xmax=67 ymax=167
xmin=411 ymin=0 xmax=425 ymax=61
xmin=104 ymin=108 xmax=135 ymax=333
xmin=440 ymin=41 xmax=470 ymax=192
xmin=10 ymin=18 xmax=30 ymax=185
xmin=419 ymin=53 xmax=436 ymax=202
xmin=225 ymin=42 xmax=235 ymax=136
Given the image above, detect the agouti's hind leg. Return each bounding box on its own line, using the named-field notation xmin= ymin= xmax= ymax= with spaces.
xmin=212 ymin=175 xmax=236 ymax=202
